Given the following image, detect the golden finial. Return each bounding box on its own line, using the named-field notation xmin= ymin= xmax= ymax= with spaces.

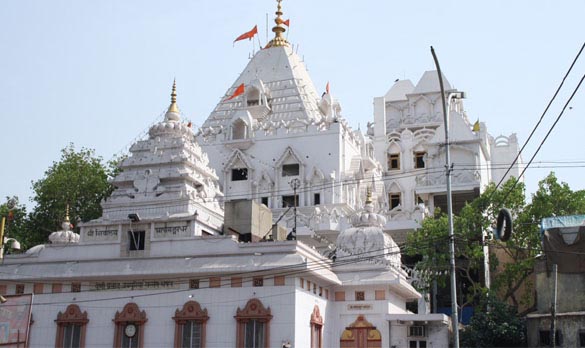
xmin=365 ymin=187 xmax=372 ymax=205
xmin=65 ymin=204 xmax=70 ymax=223
xmin=265 ymin=0 xmax=289 ymax=48
xmin=167 ymin=79 xmax=180 ymax=114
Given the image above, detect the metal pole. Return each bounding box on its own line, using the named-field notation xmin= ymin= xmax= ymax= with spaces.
xmin=289 ymin=178 xmax=300 ymax=240
xmin=0 ymin=216 xmax=5 ymax=261
xmin=551 ymin=263 xmax=558 ymax=348
xmin=431 ymin=46 xmax=460 ymax=348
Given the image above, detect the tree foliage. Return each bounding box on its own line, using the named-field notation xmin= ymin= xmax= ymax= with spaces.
xmin=26 ymin=144 xmax=117 ymax=247
xmin=0 ymin=196 xmax=28 ymax=253
xmin=406 ymin=172 xmax=585 ymax=315
xmin=460 ymin=293 xmax=526 ymax=347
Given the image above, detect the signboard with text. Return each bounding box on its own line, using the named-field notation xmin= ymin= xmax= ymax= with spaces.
xmin=0 ymin=294 xmax=33 ymax=347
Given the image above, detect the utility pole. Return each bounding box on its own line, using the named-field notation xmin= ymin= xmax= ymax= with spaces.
xmin=551 ymin=263 xmax=558 ymax=348
xmin=288 ymin=178 xmax=301 ymax=240
xmin=431 ymin=46 xmax=465 ymax=348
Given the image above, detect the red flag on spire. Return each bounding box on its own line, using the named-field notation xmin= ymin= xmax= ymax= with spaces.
xmin=326 ymin=81 xmax=330 ymax=94
xmin=225 ymin=83 xmax=245 ymax=101
xmin=283 ymin=19 xmax=290 ymax=27
xmin=234 ymin=25 xmax=258 ymax=43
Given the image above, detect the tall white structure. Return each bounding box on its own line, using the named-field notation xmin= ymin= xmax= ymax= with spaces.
xmin=198 ymin=1 xmax=382 ymax=246
xmin=0 ymin=3 xmax=454 ymax=347
xmin=371 ymin=72 xmax=522 ymax=241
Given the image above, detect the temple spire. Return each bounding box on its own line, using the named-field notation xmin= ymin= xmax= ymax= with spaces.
xmin=165 ymin=79 xmax=181 ymax=121
xmin=265 ymin=0 xmax=289 ymax=48
xmin=365 ymin=187 xmax=372 ymax=205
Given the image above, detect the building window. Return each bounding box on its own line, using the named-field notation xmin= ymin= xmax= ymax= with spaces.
xmin=282 ymin=164 xmax=300 ymax=177
xmin=335 ymin=291 xmax=345 ymax=301
xmin=355 ymin=291 xmax=365 ymax=301
xmin=409 ymin=325 xmax=427 ymax=337
xmin=539 ymin=330 xmax=562 ymax=346
xmin=260 ymin=197 xmax=269 ymax=206
xmin=310 ymin=306 xmax=323 ymax=348
xmin=231 ymin=277 xmax=242 ymax=288
xmin=173 ymin=301 xmax=209 ymax=348
xmin=15 ymin=284 xmax=25 ymax=294
xmin=209 ymin=277 xmax=221 ymax=288
xmin=253 ymin=277 xmax=264 ymax=287
xmin=414 ymin=151 xmax=426 ymax=169
xmin=282 ymin=195 xmax=298 ymax=208
xmin=55 ymin=304 xmax=89 ymax=348
xmin=300 ymin=278 xmax=304 ymax=288
xmin=71 ymin=282 xmax=81 ymax=293
xmin=389 ymin=193 xmax=401 ymax=209
xmin=579 ymin=330 xmax=585 ymax=347
xmin=113 ymin=303 xmax=147 ymax=348
xmin=189 ymin=279 xmax=200 ymax=289
xmin=52 ymin=283 xmax=62 ymax=293
xmin=33 ymin=283 xmax=43 ymax=294
xmin=232 ymin=119 xmax=248 ymax=140
xmin=274 ymin=276 xmax=285 ymax=286
xmin=387 ymin=153 xmax=400 ymax=170
xmin=375 ymin=290 xmax=385 ymax=300
xmin=235 ymin=299 xmax=272 ymax=348
xmin=231 ymin=168 xmax=248 ymax=181
xmin=325 ymin=289 xmax=329 ymax=299
xmin=128 ymin=231 xmax=145 ymax=251
xmin=409 ymin=341 xmax=427 ymax=348
xmin=313 ymin=193 xmax=321 ymax=205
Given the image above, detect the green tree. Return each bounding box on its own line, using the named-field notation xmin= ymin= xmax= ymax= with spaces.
xmin=27 ymin=144 xmax=117 ymax=246
xmin=493 ymin=172 xmax=585 ymax=311
xmin=460 ymin=293 xmax=526 ymax=347
xmin=0 ymin=196 xmax=28 ymax=253
xmin=405 ymin=178 xmax=526 ymax=309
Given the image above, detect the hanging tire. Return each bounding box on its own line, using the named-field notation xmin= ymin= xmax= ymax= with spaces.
xmin=495 ymin=208 xmax=513 ymax=241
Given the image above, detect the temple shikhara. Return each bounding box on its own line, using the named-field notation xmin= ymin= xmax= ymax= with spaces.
xmin=0 ymin=1 xmax=521 ymax=347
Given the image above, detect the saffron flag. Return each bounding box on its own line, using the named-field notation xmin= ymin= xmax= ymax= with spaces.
xmin=283 ymin=19 xmax=290 ymax=27
xmin=326 ymin=81 xmax=330 ymax=94
xmin=225 ymin=83 xmax=245 ymax=101
xmin=234 ymin=25 xmax=258 ymax=43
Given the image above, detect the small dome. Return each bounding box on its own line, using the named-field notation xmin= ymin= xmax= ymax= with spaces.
xmin=335 ymin=193 xmax=400 ymax=267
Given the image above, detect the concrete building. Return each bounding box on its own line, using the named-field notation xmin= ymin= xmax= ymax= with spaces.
xmin=526 ymin=215 xmax=585 ymax=347
xmin=371 ymin=73 xmax=521 ymax=243
xmin=0 ymin=3 xmax=451 ymax=347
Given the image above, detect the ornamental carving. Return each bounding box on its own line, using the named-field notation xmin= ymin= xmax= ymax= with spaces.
xmin=56 ymin=304 xmax=88 ymax=325
xmin=173 ymin=301 xmax=209 ymax=323
xmin=310 ymin=305 xmax=323 ymax=326
xmin=235 ymin=298 xmax=272 ymax=321
xmin=113 ymin=302 xmax=147 ymax=324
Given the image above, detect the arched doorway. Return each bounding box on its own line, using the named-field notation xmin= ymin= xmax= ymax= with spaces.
xmin=340 ymin=315 xmax=381 ymax=348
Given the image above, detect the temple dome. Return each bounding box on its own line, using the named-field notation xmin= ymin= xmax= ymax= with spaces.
xmin=336 ymin=194 xmax=400 ymax=267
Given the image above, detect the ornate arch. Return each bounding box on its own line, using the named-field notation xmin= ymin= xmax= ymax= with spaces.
xmin=113 ymin=302 xmax=147 ymax=348
xmin=235 ymin=298 xmax=272 ymax=348
xmin=55 ymin=304 xmax=88 ymax=347
xmin=173 ymin=301 xmax=209 ymax=348
xmin=310 ymin=305 xmax=323 ymax=348
xmin=340 ymin=315 xmax=381 ymax=348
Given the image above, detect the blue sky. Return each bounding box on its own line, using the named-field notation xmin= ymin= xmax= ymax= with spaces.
xmin=1 ymin=0 xmax=584 ymax=209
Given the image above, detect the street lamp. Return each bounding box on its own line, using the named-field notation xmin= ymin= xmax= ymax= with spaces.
xmin=431 ymin=46 xmax=466 ymax=348
xmin=288 ymin=178 xmax=301 ymax=240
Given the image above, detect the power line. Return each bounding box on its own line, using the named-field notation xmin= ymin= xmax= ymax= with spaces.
xmin=489 ymin=42 xmax=585 ymax=198
xmin=498 ymin=71 xmax=585 ymax=207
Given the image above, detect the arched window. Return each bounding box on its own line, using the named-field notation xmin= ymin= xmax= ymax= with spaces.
xmin=173 ymin=301 xmax=209 ymax=348
xmin=55 ymin=304 xmax=88 ymax=348
xmin=310 ymin=305 xmax=323 ymax=348
xmin=246 ymin=87 xmax=260 ymax=106
xmin=235 ymin=298 xmax=272 ymax=348
xmin=113 ymin=302 xmax=147 ymax=348
xmin=232 ymin=119 xmax=248 ymax=140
